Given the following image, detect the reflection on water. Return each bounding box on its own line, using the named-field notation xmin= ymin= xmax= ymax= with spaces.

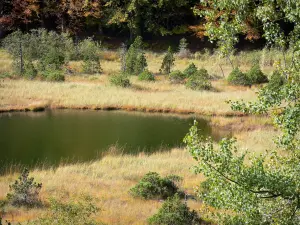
xmin=0 ymin=110 xmax=230 ymax=169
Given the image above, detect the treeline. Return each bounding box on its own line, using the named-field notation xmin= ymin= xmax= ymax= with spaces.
xmin=0 ymin=0 xmax=199 ymax=39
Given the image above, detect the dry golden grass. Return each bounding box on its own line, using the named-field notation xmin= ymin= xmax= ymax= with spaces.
xmin=0 ymin=78 xmax=258 ymax=115
xmin=0 ymin=149 xmax=205 ymax=224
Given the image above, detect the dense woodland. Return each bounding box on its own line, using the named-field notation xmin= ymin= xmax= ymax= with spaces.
xmin=0 ymin=0 xmax=292 ymax=46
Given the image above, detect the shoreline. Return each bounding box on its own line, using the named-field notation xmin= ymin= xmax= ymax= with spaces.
xmin=0 ymin=103 xmax=247 ymax=116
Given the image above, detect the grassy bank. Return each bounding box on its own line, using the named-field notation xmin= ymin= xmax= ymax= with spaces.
xmin=0 ymin=47 xmax=281 ymax=115
xmin=0 ymin=127 xmax=277 ymax=224
xmin=0 ymin=78 xmax=259 ymax=116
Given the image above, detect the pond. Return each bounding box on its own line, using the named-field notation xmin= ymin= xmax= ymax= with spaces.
xmin=0 ymin=110 xmax=230 ymax=170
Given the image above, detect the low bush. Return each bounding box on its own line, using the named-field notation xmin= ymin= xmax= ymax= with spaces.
xmin=177 ymin=38 xmax=191 ymax=59
xmin=227 ymin=68 xmax=250 ymax=86
xmin=186 ymin=69 xmax=212 ymax=91
xmin=247 ymin=65 xmax=268 ymax=84
xmin=0 ymin=72 xmax=11 ymax=79
xmin=6 ymin=168 xmax=42 ymax=207
xmin=42 ymin=69 xmax=65 ymax=82
xmin=183 ymin=63 xmax=198 ymax=78
xmin=130 ymin=172 xmax=183 ymax=200
xmin=28 ymin=197 xmax=100 ymax=225
xmin=79 ymin=38 xmax=102 ymax=75
xmin=148 ymin=194 xmax=203 ymax=225
xmin=110 ymin=73 xmax=131 ymax=88
xmin=24 ymin=61 xmax=37 ymax=79
xmin=138 ymin=70 xmax=155 ymax=81
xmin=160 ymin=46 xmax=175 ymax=74
xmin=169 ymin=70 xmax=185 ymax=84
xmin=267 ymin=70 xmax=285 ymax=90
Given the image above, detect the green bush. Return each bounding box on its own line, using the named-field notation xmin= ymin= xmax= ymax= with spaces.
xmin=0 ymin=72 xmax=12 ymax=79
xmin=39 ymin=48 xmax=65 ymax=71
xmin=160 ymin=46 xmax=175 ymax=74
xmin=178 ymin=38 xmax=191 ymax=58
xmin=183 ymin=63 xmax=198 ymax=78
xmin=134 ymin=53 xmax=148 ymax=75
xmin=227 ymin=68 xmax=250 ymax=86
xmin=79 ymin=38 xmax=102 ymax=74
xmin=28 ymin=198 xmax=100 ymax=225
xmin=267 ymin=70 xmax=285 ymax=90
xmin=130 ymin=172 xmax=183 ymax=200
xmin=125 ymin=36 xmax=146 ymax=75
xmin=186 ymin=69 xmax=212 ymax=91
xmin=24 ymin=61 xmax=37 ymax=79
xmin=2 ymin=29 xmax=74 ymax=77
xmin=169 ymin=70 xmax=185 ymax=84
xmin=246 ymin=65 xmax=268 ymax=84
xmin=42 ymin=69 xmax=65 ymax=82
xmin=138 ymin=70 xmax=155 ymax=81
xmin=110 ymin=73 xmax=131 ymax=88
xmin=6 ymin=168 xmax=42 ymax=207
xmin=148 ymin=194 xmax=203 ymax=225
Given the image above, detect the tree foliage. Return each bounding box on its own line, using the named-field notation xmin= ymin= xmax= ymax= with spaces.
xmin=185 ymin=0 xmax=300 ymax=224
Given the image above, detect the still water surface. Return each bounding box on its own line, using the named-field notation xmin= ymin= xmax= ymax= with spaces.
xmin=0 ymin=110 xmax=229 ymax=169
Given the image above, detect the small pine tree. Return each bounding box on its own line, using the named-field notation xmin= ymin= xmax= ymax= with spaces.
xmin=125 ymin=36 xmax=143 ymax=75
xmin=183 ymin=63 xmax=198 ymax=78
xmin=178 ymin=38 xmax=190 ymax=58
xmin=160 ymin=46 xmax=175 ymax=74
xmin=7 ymin=168 xmax=42 ymax=207
xmin=134 ymin=53 xmax=148 ymax=75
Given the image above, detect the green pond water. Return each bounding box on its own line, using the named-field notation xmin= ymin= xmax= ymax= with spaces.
xmin=0 ymin=110 xmax=229 ymax=169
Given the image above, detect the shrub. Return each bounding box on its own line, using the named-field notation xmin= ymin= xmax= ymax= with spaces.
xmin=28 ymin=198 xmax=100 ymax=225
xmin=0 ymin=72 xmax=11 ymax=79
xmin=183 ymin=63 xmax=198 ymax=78
xmin=110 ymin=73 xmax=131 ymax=88
xmin=227 ymin=68 xmax=250 ymax=86
xmin=148 ymin=194 xmax=203 ymax=225
xmin=186 ymin=69 xmax=212 ymax=90
xmin=178 ymin=38 xmax=191 ymax=58
xmin=267 ymin=70 xmax=285 ymax=90
xmin=138 ymin=70 xmax=155 ymax=81
xmin=246 ymin=65 xmax=268 ymax=84
xmin=160 ymin=46 xmax=175 ymax=74
xmin=79 ymin=38 xmax=102 ymax=74
xmin=130 ymin=172 xmax=183 ymax=200
xmin=169 ymin=70 xmax=185 ymax=84
xmin=39 ymin=48 xmax=65 ymax=71
xmin=125 ymin=36 xmax=144 ymax=75
xmin=24 ymin=61 xmax=37 ymax=79
xmin=42 ymin=69 xmax=65 ymax=82
xmin=2 ymin=29 xmax=74 ymax=77
xmin=134 ymin=53 xmax=148 ymax=75
xmin=6 ymin=168 xmax=42 ymax=207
